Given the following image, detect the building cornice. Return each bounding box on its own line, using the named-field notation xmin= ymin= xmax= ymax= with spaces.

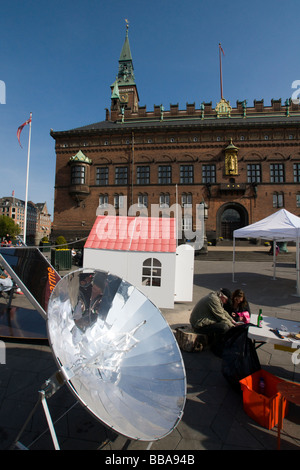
xmin=50 ymin=113 xmax=300 ymax=140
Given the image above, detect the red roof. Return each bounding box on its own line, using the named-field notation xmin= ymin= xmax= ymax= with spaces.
xmin=84 ymin=216 xmax=177 ymax=253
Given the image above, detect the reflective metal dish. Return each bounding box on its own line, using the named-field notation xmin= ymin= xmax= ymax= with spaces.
xmin=47 ymin=269 xmax=186 ymax=441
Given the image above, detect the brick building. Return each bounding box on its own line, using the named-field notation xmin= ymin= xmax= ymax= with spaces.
xmin=0 ymin=197 xmax=51 ymax=245
xmin=35 ymin=202 xmax=52 ymax=243
xmin=50 ymin=26 xmax=300 ymax=245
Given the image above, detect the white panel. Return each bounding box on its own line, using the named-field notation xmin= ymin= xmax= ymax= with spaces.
xmin=83 ymin=249 xmax=128 ymax=278
xmin=174 ymin=244 xmax=194 ymax=302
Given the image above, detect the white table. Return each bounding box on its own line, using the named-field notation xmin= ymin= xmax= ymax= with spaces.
xmin=248 ymin=314 xmax=300 ymax=350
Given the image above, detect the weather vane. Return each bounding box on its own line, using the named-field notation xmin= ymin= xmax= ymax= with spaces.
xmin=125 ymin=18 xmax=129 ymax=31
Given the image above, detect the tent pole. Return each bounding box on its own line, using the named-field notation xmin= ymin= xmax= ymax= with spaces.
xmin=232 ymin=237 xmax=236 ymax=283
xmin=272 ymin=240 xmax=276 ymax=280
xmin=296 ymin=238 xmax=300 ymax=296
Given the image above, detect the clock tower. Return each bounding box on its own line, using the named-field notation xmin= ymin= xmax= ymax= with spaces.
xmin=110 ymin=22 xmax=139 ymax=115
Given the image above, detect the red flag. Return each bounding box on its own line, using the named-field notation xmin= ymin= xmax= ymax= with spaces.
xmin=17 ymin=115 xmax=32 ymax=148
xmin=219 ymin=43 xmax=225 ymax=55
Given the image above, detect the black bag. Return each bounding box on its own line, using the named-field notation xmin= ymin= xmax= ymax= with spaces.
xmin=221 ymin=324 xmax=261 ymax=392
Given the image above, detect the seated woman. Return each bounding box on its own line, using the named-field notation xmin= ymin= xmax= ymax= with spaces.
xmin=229 ymin=289 xmax=251 ymax=323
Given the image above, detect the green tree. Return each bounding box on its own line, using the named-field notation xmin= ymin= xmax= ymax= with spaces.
xmin=0 ymin=215 xmax=21 ymax=239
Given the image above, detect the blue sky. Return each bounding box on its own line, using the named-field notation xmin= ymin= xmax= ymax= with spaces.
xmin=1 ymin=0 xmax=300 ymax=219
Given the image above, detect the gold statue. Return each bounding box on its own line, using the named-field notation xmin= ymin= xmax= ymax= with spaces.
xmin=224 ymin=139 xmax=238 ymax=175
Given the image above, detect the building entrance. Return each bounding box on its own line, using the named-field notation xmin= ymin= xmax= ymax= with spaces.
xmin=218 ymin=204 xmax=248 ymax=240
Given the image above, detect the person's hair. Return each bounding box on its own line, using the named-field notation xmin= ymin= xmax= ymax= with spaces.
xmin=232 ymin=289 xmax=248 ymax=310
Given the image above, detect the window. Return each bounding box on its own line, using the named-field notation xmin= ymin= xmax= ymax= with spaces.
xmin=99 ymin=194 xmax=108 ymax=207
xmin=142 ymin=258 xmax=161 ymax=287
xmin=158 ymin=165 xmax=172 ymax=184
xmin=273 ymin=192 xmax=284 ymax=208
xmin=71 ymin=165 xmax=85 ymax=185
xmin=138 ymin=193 xmax=148 ymax=207
xmin=293 ymin=163 xmax=300 ymax=183
xmin=137 ymin=166 xmax=150 ymax=184
xmin=180 ymin=165 xmax=193 ymax=184
xmin=202 ymin=164 xmax=216 ymax=184
xmin=181 ymin=193 xmax=192 ymax=207
xmin=159 ymin=193 xmax=170 ymax=207
xmin=270 ymin=164 xmax=285 ymax=183
xmin=296 ymin=194 xmax=300 ymax=208
xmin=247 ymin=164 xmax=261 ymax=183
xmin=96 ymin=167 xmax=108 ymax=186
xmin=182 ymin=216 xmax=192 ymax=232
xmin=115 ymin=167 xmax=128 ymax=185
xmin=114 ymin=194 xmax=124 ymax=208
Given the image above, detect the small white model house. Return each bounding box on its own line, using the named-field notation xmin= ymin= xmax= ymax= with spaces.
xmin=83 ymin=215 xmax=194 ymax=308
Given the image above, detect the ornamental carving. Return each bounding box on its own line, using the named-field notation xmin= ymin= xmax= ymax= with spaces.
xmin=215 ymin=98 xmax=232 ymax=118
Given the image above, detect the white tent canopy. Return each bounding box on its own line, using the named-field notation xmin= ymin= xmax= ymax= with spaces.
xmin=232 ymin=209 xmax=300 ymax=295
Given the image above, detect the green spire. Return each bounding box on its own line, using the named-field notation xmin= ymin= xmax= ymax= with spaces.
xmin=119 ymin=22 xmax=132 ymax=62
xmin=117 ymin=21 xmax=135 ymax=86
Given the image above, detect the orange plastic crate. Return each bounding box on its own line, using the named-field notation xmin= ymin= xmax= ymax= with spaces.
xmin=239 ymin=369 xmax=288 ymax=429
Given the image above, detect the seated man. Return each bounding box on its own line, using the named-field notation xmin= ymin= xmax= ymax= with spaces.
xmin=190 ymin=288 xmax=236 ymax=349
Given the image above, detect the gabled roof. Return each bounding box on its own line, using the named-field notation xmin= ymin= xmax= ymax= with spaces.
xmin=84 ymin=216 xmax=177 ymax=253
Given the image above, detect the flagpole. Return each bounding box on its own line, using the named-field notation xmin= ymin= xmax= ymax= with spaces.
xmin=23 ymin=112 xmax=32 ymax=244
xmin=219 ymin=43 xmax=224 ymax=99
xmin=176 ymin=184 xmax=178 ymax=246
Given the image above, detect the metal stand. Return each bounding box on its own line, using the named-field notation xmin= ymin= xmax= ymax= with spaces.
xmin=11 ymin=371 xmax=65 ymax=450
xmin=11 ymin=372 xmax=157 ymax=451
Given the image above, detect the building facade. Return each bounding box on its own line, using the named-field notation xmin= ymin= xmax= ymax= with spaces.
xmin=50 ymin=27 xmax=300 ymax=245
xmin=0 ymin=197 xmax=51 ymax=244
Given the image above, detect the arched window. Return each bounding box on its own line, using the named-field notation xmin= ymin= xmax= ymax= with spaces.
xmin=142 ymin=258 xmax=162 ymax=287
xmin=273 ymin=192 xmax=284 ymax=208
xmin=138 ymin=193 xmax=148 ymax=207
xmin=99 ymin=194 xmax=108 ymax=207
xmin=181 ymin=192 xmax=192 ymax=207
xmin=159 ymin=193 xmax=170 ymax=208
xmin=114 ymin=193 xmax=124 ymax=208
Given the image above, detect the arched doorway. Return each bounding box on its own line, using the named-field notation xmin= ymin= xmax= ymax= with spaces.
xmin=217 ymin=204 xmax=248 ymax=240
